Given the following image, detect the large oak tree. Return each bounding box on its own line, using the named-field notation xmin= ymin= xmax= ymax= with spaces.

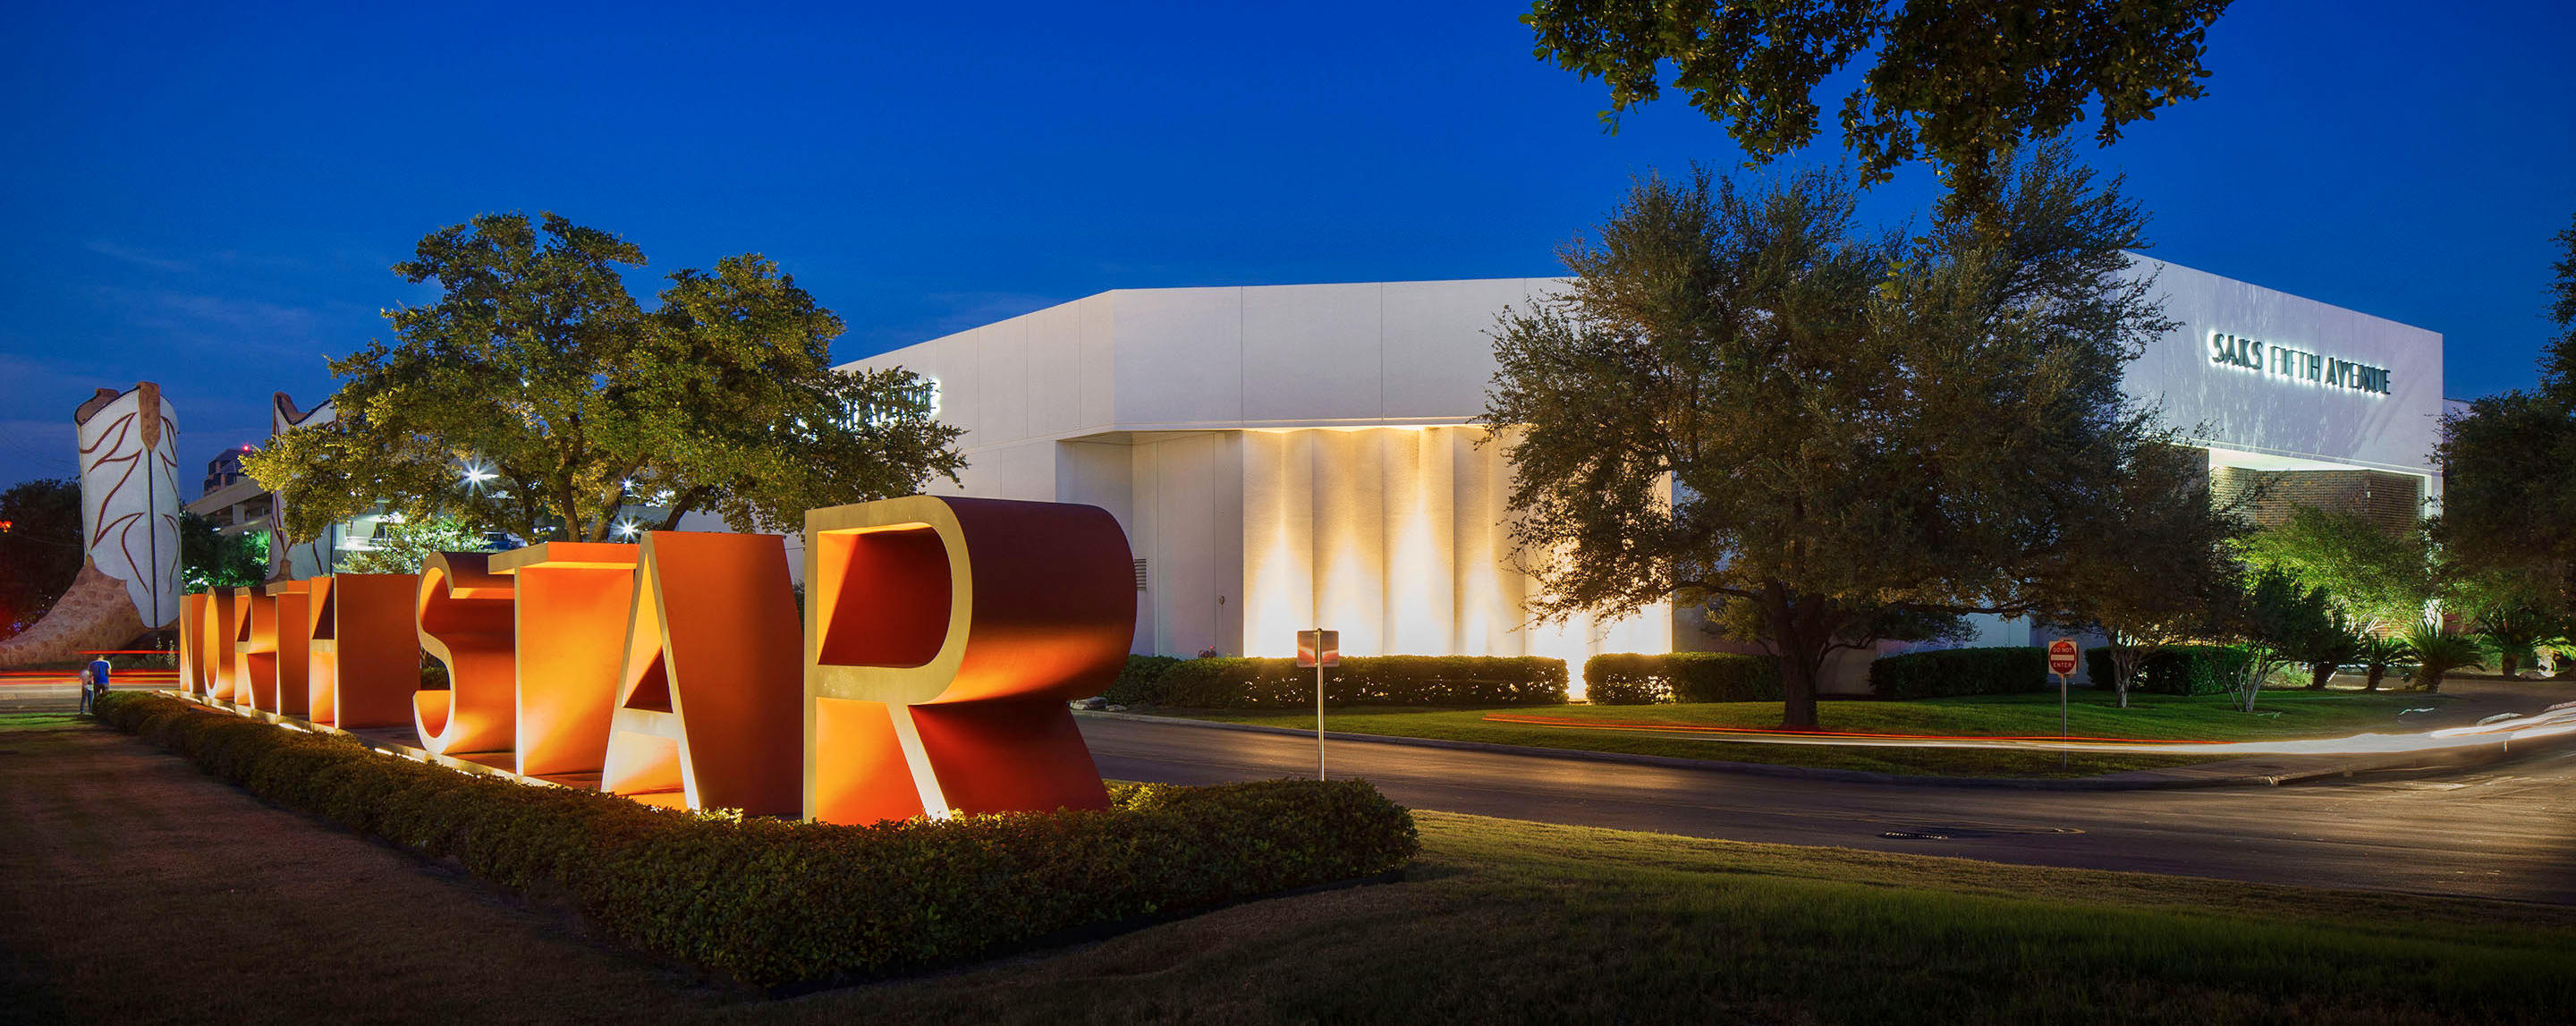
xmin=1483 ymin=147 xmax=2182 ymax=726
xmin=2434 ymin=212 xmax=2576 ymax=615
xmin=246 ymin=213 xmax=962 ymax=545
xmin=1525 ymin=0 xmax=2233 ymax=197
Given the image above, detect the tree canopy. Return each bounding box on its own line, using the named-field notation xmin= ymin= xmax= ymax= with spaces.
xmin=1524 ymin=0 xmax=2233 ymax=196
xmin=0 ymin=479 xmax=83 ymax=635
xmin=178 ymin=512 xmax=267 ymax=594
xmin=338 ymin=515 xmax=494 ymax=575
xmin=244 ymin=213 xmax=964 ymax=545
xmin=1482 ymin=146 xmax=2183 ymax=726
xmin=2235 ymin=505 xmax=2434 ymax=632
xmin=2433 ymin=211 xmax=2576 ymax=614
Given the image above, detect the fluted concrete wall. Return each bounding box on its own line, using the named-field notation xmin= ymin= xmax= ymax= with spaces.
xmin=1234 ymin=426 xmax=1666 ymax=663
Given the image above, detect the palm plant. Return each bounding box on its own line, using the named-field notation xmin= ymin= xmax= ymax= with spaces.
xmin=2471 ymin=602 xmax=2563 ymax=679
xmin=2352 ymin=632 xmax=2409 ymax=691
xmin=2286 ymin=611 xmax=2364 ymax=691
xmin=2403 ymin=624 xmax=2486 ymax=692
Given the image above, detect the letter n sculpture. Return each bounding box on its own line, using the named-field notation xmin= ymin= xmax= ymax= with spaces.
xmin=601 ymin=532 xmax=803 ymax=815
xmin=414 ymin=552 xmax=516 ymax=755
xmin=804 ymin=496 xmax=1132 ymax=825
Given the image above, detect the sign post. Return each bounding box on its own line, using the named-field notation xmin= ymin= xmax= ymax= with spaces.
xmin=1296 ymin=629 xmax=1339 ymax=781
xmin=2047 ymin=638 xmax=2080 ymax=767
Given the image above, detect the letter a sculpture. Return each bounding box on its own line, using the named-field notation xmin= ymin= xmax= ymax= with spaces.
xmin=805 ymin=496 xmax=1133 ymax=825
xmin=0 ymin=383 xmax=180 ymax=666
xmin=602 ymin=531 xmax=804 ymax=815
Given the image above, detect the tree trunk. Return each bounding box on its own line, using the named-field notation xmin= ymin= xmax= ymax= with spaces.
xmin=2498 ymin=653 xmax=2521 ymax=679
xmin=1763 ymin=583 xmax=1832 ymax=730
xmin=2364 ymin=662 xmax=2385 ymax=691
xmin=1780 ymin=655 xmax=1821 ymax=729
xmin=2307 ymin=661 xmax=2334 ymax=690
xmin=2421 ymin=668 xmax=2444 ymax=693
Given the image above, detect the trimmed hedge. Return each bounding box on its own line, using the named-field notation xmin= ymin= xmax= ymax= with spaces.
xmin=1868 ymin=647 xmax=2049 ymax=699
xmin=1584 ymin=653 xmax=1783 ymax=705
xmin=1156 ymin=656 xmax=1566 ymax=708
xmin=93 ymin=692 xmax=1417 ymax=988
xmin=2083 ymin=645 xmax=2250 ymax=696
xmin=1101 ymin=655 xmax=1182 ymax=705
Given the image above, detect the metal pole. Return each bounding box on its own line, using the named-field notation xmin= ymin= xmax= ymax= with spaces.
xmin=2060 ymin=672 xmax=2070 ymax=768
xmin=1315 ymin=642 xmax=1327 ymax=781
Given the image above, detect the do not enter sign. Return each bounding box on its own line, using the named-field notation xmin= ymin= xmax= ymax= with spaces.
xmin=2047 ymin=638 xmax=2080 ymax=677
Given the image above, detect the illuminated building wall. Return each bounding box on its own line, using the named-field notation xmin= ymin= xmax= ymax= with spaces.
xmin=843 ymin=264 xmax=2442 ymax=674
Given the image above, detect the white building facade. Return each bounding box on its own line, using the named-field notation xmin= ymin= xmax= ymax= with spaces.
xmin=843 ymin=259 xmax=2445 ymax=673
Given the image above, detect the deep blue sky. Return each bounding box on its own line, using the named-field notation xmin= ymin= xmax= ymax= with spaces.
xmin=4 ymin=1 xmax=2569 ymax=488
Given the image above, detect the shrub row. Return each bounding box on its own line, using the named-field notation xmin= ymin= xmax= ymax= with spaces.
xmin=1584 ymin=652 xmax=1783 ymax=705
xmin=1155 ymin=656 xmax=1567 ymax=708
xmin=93 ymin=692 xmax=1418 ymax=988
xmin=2082 ymin=645 xmax=2250 ymax=696
xmin=1101 ymin=654 xmax=1182 ymax=705
xmin=1868 ymin=647 xmax=2050 ymax=699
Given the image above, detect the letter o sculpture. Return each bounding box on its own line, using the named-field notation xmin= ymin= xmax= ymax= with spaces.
xmin=805 ymin=496 xmax=1134 ymax=825
xmin=413 ymin=551 xmax=518 ymax=755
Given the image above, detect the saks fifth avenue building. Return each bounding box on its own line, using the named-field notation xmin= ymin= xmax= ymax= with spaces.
xmin=841 ymin=257 xmax=2444 ymax=685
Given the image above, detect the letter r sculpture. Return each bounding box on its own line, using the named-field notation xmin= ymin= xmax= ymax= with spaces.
xmin=804 ymin=496 xmax=1134 ymax=825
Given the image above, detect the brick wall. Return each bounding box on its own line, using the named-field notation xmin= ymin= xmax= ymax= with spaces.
xmin=2210 ymin=467 xmax=2424 ymax=537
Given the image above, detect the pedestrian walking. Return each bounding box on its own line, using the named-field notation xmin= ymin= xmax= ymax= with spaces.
xmin=82 ymin=655 xmax=111 ymax=714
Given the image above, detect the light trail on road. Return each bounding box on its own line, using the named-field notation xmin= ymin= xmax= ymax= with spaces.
xmin=1480 ymin=704 xmax=2576 ymax=756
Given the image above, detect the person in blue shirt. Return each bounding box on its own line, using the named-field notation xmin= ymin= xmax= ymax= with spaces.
xmin=80 ymin=656 xmax=111 ymax=714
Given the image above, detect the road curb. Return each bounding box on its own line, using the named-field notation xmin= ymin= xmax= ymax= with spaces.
xmin=1074 ymin=710 xmax=2569 ymax=791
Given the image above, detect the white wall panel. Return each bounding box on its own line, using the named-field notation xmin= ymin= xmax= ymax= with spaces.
xmin=1242 ymin=283 xmax=1384 ymax=422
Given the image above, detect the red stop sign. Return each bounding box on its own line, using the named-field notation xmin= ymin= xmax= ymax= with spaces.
xmin=2047 ymin=639 xmax=2080 ymax=676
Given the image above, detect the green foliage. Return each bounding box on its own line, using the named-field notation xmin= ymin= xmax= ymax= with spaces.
xmin=2082 ymin=645 xmax=2250 ymax=697
xmin=2403 ymin=625 xmax=2486 ymax=693
xmin=1583 ymin=652 xmax=1782 ymax=705
xmin=1524 ymin=0 xmax=2233 ymax=196
xmin=2051 ymin=442 xmax=2246 ymax=707
xmin=2468 ymin=601 xmax=2566 ymax=679
xmin=2206 ymin=568 xmax=2333 ymax=712
xmin=1482 ymin=147 xmax=2179 ymax=726
xmin=2235 ymin=505 xmax=2434 ymax=631
xmin=2284 ymin=609 xmax=2366 ymax=690
xmin=1868 ymin=647 xmax=2048 ymax=700
xmin=2436 ymin=213 xmax=2576 ymax=615
xmin=242 ymin=212 xmax=965 ymax=546
xmin=1156 ymin=656 xmax=1568 ymax=708
xmin=93 ymin=692 xmax=1418 ymax=988
xmin=1100 ymin=655 xmax=1183 ymax=705
xmin=0 ymin=478 xmax=82 ymax=633
xmin=338 ymin=515 xmax=495 ymax=574
xmin=178 ymin=511 xmax=267 ymax=593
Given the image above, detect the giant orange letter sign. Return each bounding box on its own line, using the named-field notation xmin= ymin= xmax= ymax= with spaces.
xmin=176 ymin=592 xmax=208 ymax=695
xmin=307 ymin=573 xmax=420 ymax=728
xmin=267 ymin=581 xmax=316 ymax=718
xmin=804 ymin=496 xmax=1133 ymax=825
xmin=233 ymin=587 xmax=280 ymax=711
xmin=203 ymin=588 xmax=239 ymax=700
xmin=413 ymin=552 xmax=516 ymax=756
xmin=489 ymin=542 xmax=638 ymax=780
xmin=601 ymin=531 xmax=803 ymax=816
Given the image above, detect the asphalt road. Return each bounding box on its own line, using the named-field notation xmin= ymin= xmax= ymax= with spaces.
xmin=1080 ymin=714 xmax=2576 ymax=904
xmin=26 ymin=683 xmax=2570 ymax=903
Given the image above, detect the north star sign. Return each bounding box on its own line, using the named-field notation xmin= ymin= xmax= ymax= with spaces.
xmin=2207 ymin=331 xmax=2393 ymax=395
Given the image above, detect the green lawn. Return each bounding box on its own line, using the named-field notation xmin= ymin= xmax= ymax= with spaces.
xmin=11 ymin=708 xmax=2572 ymax=1024
xmin=1147 ymin=689 xmax=2462 ymax=777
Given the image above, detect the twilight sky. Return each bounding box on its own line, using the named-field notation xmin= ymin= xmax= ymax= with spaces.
xmin=3 ymin=1 xmax=2568 ymax=489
